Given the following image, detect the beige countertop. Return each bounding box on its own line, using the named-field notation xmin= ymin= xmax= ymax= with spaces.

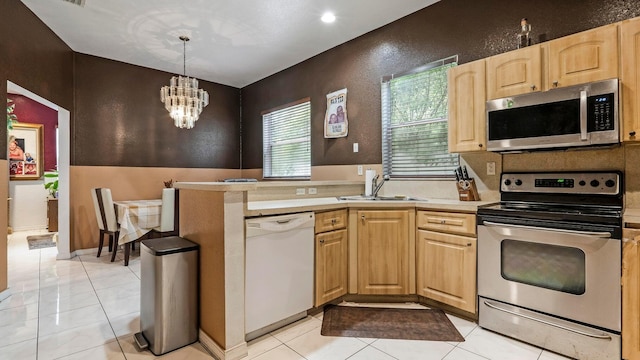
xmin=246 ymin=197 xmax=496 ymax=217
xmin=175 ymin=181 xmax=259 ymax=191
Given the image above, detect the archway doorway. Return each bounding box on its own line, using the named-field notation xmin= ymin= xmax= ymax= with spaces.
xmin=7 ymin=81 xmax=71 ymax=259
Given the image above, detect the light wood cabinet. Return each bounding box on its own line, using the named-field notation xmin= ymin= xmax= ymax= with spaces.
xmin=315 ymin=210 xmax=348 ymax=306
xmin=416 ymin=210 xmax=477 ymax=314
xmin=621 ymin=17 xmax=640 ymax=141
xmin=357 ymin=210 xmax=410 ymax=294
xmin=622 ymin=229 xmax=640 ymax=360
xmin=547 ymin=24 xmax=618 ymax=89
xmin=486 ymin=45 xmax=542 ymax=100
xmin=448 ymin=59 xmax=486 ymax=153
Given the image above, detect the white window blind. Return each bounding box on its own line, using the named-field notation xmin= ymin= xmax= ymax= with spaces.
xmin=381 ymin=56 xmax=459 ymax=177
xmin=263 ymin=100 xmax=311 ymax=178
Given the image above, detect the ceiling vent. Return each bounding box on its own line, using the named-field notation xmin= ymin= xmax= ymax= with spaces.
xmin=62 ymin=0 xmax=85 ymax=7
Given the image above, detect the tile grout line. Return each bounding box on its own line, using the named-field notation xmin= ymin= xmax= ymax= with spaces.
xmin=79 ymin=253 xmax=129 ymax=359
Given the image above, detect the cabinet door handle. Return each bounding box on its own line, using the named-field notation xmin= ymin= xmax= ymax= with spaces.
xmin=552 ymin=81 xmax=558 ymax=87
xmin=467 ymin=242 xmax=472 ymax=247
xmin=319 ymin=239 xmax=325 ymax=244
xmin=361 ymin=214 xmax=366 ymax=223
xmin=530 ymin=84 xmax=536 ymax=90
xmin=630 ymin=131 xmax=636 ymax=137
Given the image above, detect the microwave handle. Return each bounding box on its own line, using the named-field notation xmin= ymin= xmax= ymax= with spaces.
xmin=580 ymin=90 xmax=588 ymax=141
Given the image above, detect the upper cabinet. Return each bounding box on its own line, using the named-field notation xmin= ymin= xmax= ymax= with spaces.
xmin=621 ymin=17 xmax=640 ymax=141
xmin=448 ymin=59 xmax=486 ymax=153
xmin=486 ymin=45 xmax=542 ymax=100
xmin=547 ymin=24 xmax=618 ymax=89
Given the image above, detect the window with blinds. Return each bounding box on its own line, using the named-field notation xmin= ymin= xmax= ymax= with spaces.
xmin=262 ymin=99 xmax=311 ymax=179
xmin=381 ymin=56 xmax=459 ymax=178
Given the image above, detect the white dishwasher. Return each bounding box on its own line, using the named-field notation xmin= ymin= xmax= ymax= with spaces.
xmin=245 ymin=212 xmax=315 ymax=340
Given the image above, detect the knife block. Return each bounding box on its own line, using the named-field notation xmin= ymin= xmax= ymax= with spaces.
xmin=456 ymin=179 xmax=480 ymax=201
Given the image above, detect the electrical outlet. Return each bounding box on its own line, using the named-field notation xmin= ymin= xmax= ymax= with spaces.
xmin=487 ymin=162 xmax=496 ymax=176
xmin=308 ymin=188 xmax=317 ymax=195
xmin=353 ymin=143 xmax=359 ymax=152
xmin=357 ymin=165 xmax=363 ymax=176
xmin=296 ymin=188 xmax=305 ymax=195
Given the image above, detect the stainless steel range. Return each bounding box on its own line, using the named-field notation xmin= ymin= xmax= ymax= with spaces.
xmin=477 ymin=171 xmax=622 ymax=360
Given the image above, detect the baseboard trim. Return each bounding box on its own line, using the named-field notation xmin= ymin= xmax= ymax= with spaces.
xmin=198 ymin=329 xmax=247 ymax=360
xmin=0 ymin=288 xmax=12 ymax=302
xmin=74 ymin=246 xmax=104 ymax=256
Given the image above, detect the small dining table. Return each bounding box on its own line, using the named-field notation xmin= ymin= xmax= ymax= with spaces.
xmin=113 ymin=199 xmax=162 ymax=245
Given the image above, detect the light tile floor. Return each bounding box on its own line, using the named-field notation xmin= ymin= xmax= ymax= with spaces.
xmin=0 ymin=230 xmax=573 ymax=360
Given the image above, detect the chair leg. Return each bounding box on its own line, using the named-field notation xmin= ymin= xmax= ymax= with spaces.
xmin=131 ymin=241 xmax=135 ymax=251
xmin=97 ymin=230 xmax=105 ymax=257
xmin=108 ymin=232 xmax=113 ymax=252
xmin=124 ymin=242 xmax=131 ymax=266
xmin=111 ymin=234 xmax=119 ymax=263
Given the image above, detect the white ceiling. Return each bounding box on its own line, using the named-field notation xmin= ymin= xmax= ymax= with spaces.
xmin=20 ymin=0 xmax=440 ymax=88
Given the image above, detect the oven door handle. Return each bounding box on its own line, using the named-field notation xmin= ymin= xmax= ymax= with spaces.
xmin=482 ymin=221 xmax=611 ymax=238
xmin=483 ymin=300 xmax=612 ymax=340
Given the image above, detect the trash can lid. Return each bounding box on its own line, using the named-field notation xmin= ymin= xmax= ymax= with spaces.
xmin=141 ymin=236 xmax=199 ymax=256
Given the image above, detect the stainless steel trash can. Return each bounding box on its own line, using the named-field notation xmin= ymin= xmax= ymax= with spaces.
xmin=134 ymin=236 xmax=199 ymax=356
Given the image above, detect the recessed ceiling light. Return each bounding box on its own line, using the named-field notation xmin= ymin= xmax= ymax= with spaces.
xmin=321 ymin=12 xmax=336 ymax=23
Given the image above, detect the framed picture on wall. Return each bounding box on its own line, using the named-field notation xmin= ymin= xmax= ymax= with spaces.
xmin=8 ymin=123 xmax=44 ymax=180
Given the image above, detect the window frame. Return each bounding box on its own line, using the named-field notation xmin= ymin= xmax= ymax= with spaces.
xmin=381 ymin=55 xmax=459 ymax=179
xmin=262 ymin=97 xmax=311 ymax=180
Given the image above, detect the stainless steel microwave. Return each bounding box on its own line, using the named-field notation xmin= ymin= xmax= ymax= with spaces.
xmin=486 ymin=78 xmax=619 ymax=152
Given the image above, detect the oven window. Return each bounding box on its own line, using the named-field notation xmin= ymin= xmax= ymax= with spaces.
xmin=501 ymin=239 xmax=586 ymax=295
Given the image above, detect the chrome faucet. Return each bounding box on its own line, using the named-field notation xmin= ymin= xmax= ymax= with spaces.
xmin=372 ymin=174 xmax=389 ymax=197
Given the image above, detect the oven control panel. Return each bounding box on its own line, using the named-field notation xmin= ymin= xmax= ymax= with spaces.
xmin=501 ymin=172 xmax=620 ymax=195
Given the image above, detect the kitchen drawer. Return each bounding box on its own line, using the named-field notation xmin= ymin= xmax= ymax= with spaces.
xmin=416 ymin=210 xmax=476 ymax=236
xmin=315 ymin=209 xmax=347 ymax=234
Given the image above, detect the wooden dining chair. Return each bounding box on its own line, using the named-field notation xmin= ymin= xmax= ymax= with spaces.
xmin=91 ymin=188 xmax=119 ymax=259
xmin=151 ymin=188 xmax=179 ymax=238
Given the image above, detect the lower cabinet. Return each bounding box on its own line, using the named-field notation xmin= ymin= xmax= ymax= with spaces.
xmin=623 ymin=229 xmax=640 ymax=359
xmin=357 ymin=210 xmax=410 ymax=295
xmin=47 ymin=198 xmax=58 ymax=232
xmin=416 ymin=210 xmax=477 ymax=314
xmin=315 ymin=210 xmax=348 ymax=306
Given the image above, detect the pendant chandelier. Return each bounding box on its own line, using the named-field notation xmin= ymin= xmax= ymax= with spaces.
xmin=160 ymin=36 xmax=209 ymax=129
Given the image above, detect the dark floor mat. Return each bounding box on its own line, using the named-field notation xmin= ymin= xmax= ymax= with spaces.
xmin=321 ymin=305 xmax=465 ymax=342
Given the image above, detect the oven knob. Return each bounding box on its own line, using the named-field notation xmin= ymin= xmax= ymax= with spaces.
xmin=590 ymin=179 xmax=600 ymax=187
xmin=579 ymin=180 xmax=586 ymax=186
xmin=605 ymin=179 xmax=616 ymax=188
xmin=504 ymin=179 xmax=512 ymax=186
xmin=515 ymin=179 xmax=523 ymax=186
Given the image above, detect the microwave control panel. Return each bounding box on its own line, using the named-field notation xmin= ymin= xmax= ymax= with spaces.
xmin=588 ymin=93 xmax=614 ymax=132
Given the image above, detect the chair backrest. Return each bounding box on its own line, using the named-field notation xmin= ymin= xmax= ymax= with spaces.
xmin=91 ymin=188 xmax=118 ymax=232
xmin=158 ymin=188 xmax=175 ymax=232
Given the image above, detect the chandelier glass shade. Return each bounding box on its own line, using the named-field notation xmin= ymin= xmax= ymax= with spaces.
xmin=160 ymin=36 xmax=209 ymax=129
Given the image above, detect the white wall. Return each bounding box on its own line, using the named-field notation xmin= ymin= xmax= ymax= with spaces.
xmin=9 ymin=180 xmax=48 ymax=231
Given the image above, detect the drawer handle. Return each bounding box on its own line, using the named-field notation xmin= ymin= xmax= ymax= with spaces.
xmin=467 ymin=242 xmax=472 ymax=247
xmin=440 ymin=220 xmax=446 ymax=224
xmin=331 ymin=218 xmax=337 ymax=225
xmin=319 ymin=239 xmax=325 ymax=244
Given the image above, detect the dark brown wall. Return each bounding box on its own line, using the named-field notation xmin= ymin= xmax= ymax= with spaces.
xmin=73 ymin=54 xmax=241 ymax=168
xmin=241 ymin=0 xmax=640 ymax=169
xmin=0 ymin=1 xmax=74 ymax=158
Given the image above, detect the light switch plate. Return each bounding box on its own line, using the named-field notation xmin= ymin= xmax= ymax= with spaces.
xmin=308 ymin=188 xmax=317 ymax=195
xmin=296 ymin=188 xmax=305 ymax=195
xmin=357 ymin=165 xmax=363 ymax=176
xmin=353 ymin=143 xmax=359 ymax=152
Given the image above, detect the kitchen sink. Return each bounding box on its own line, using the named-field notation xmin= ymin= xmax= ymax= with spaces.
xmin=337 ymin=195 xmax=427 ymax=202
